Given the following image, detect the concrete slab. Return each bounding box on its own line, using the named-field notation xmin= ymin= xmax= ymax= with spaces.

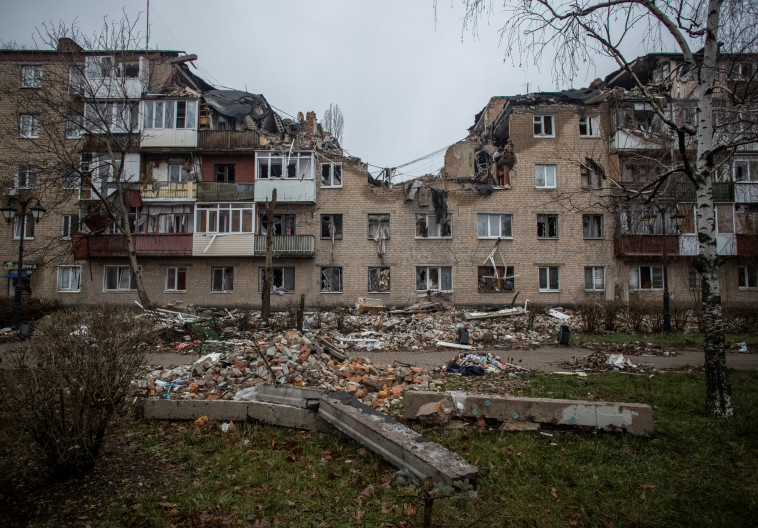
xmin=252 ymin=385 xmax=325 ymax=410
xmin=319 ymin=392 xmax=478 ymax=486
xmin=144 ymin=399 xmax=249 ymax=421
xmin=404 ymin=391 xmax=653 ymax=436
xmin=247 ymin=401 xmax=334 ymax=433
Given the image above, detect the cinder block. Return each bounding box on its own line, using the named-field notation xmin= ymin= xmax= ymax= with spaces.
xmin=319 ymin=392 xmax=478 ymax=486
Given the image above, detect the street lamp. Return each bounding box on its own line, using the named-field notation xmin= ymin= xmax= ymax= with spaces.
xmin=644 ymin=205 xmax=685 ymax=334
xmin=1 ymin=196 xmax=46 ymax=330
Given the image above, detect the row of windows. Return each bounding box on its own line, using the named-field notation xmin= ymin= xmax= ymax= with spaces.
xmin=533 ymin=114 xmax=601 ymax=138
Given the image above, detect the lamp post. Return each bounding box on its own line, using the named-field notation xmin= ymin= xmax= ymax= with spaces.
xmin=645 ymin=205 xmax=685 ymax=334
xmin=1 ymin=197 xmax=46 ymax=330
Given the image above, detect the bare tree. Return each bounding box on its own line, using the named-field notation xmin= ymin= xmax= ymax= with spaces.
xmin=321 ymin=103 xmax=344 ymax=143
xmin=449 ymin=0 xmax=758 ymax=417
xmin=4 ymin=16 xmax=161 ymax=308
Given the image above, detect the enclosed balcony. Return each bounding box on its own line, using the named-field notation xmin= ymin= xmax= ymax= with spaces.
xmin=140 ymin=181 xmax=196 ymax=200
xmin=252 ymin=235 xmax=315 ymax=257
xmin=615 ymin=234 xmax=679 ymax=257
xmin=198 ymin=130 xmax=259 ymax=150
xmin=196 ymin=182 xmax=255 ymax=201
xmin=676 ymin=182 xmax=734 ymax=202
xmin=735 ymin=182 xmax=758 ymax=203
xmin=73 ymin=232 xmax=192 ymax=259
xmin=253 ymin=151 xmax=316 ymax=203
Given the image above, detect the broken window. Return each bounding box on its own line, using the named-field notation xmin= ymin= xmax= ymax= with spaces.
xmin=320 ymin=214 xmax=343 ymax=240
xmin=579 ymin=116 xmax=600 ymax=137
xmin=258 ymin=267 xmax=295 ymax=292
xmin=214 ymin=164 xmax=236 ymax=183
xmin=142 ymin=100 xmax=197 ymax=129
xmin=736 ymin=206 xmax=758 ymax=235
xmin=583 ymin=214 xmax=604 ymax=239
xmin=415 ymin=214 xmax=451 ymax=238
xmin=535 ymin=164 xmax=556 ymax=188
xmin=630 ymin=266 xmax=663 ymax=290
xmin=321 ymin=163 xmax=342 ymax=187
xmin=258 ymin=213 xmax=295 ymax=235
xmin=168 ymin=165 xmax=190 ymax=182
xmin=537 ymin=214 xmax=558 ymax=238
xmin=256 ymin=151 xmax=313 ymax=180
xmin=320 ymin=267 xmax=343 ymax=293
xmin=85 ymin=56 xmax=117 ymax=79
xmin=211 ymin=267 xmax=234 ymax=293
xmin=416 ymin=266 xmax=452 ymax=292
xmin=477 ymin=265 xmax=514 ymax=293
xmin=368 ymin=267 xmax=390 ymax=293
xmin=368 ymin=214 xmax=390 ymax=239
xmin=581 ymin=164 xmax=602 ymax=189
xmin=166 ymin=267 xmax=187 ymax=292
xmin=584 ymin=266 xmax=605 ymax=291
xmin=104 ymin=265 xmax=137 ymax=292
xmin=477 ymin=214 xmax=512 ymax=238
xmin=533 ymin=114 xmax=554 ymax=137
xmin=538 ymin=266 xmax=560 ymax=291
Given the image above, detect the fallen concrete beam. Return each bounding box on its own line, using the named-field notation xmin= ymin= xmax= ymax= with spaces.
xmin=463 ymin=307 xmax=524 ymax=320
xmin=247 ymin=400 xmax=334 ymax=433
xmin=319 ymin=392 xmax=478 ymax=486
xmin=252 ymin=385 xmax=324 ymax=410
xmin=403 ymin=391 xmax=653 ymax=436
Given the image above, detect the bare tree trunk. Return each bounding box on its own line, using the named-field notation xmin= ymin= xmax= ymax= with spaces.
xmin=114 ymin=178 xmax=151 ymax=309
xmin=261 ymin=189 xmax=277 ymax=321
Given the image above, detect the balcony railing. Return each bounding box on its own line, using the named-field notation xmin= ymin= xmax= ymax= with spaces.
xmin=196 ymin=182 xmax=255 ymax=201
xmin=140 ymin=181 xmax=196 ymax=199
xmin=252 ymin=234 xmax=315 ymax=257
xmin=73 ymin=232 xmax=192 ymax=258
xmin=675 ymin=182 xmax=734 ymax=202
xmin=198 ymin=129 xmax=260 ymax=150
xmin=615 ymin=234 xmax=679 ymax=257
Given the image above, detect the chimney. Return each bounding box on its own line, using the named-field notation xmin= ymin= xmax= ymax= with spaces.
xmin=57 ymin=38 xmax=83 ymax=53
xmin=305 ymin=111 xmax=318 ymax=138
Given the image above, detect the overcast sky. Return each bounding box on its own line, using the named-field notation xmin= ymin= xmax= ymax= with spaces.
xmin=2 ymin=1 xmax=630 ymax=178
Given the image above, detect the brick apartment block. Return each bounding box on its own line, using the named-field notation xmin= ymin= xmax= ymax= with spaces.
xmin=0 ymin=39 xmax=756 ymax=312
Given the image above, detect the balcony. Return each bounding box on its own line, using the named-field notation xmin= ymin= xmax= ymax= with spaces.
xmin=678 ymin=233 xmax=737 ymax=256
xmin=610 ymin=128 xmax=667 ymax=151
xmin=140 ymin=181 xmax=196 ymax=200
xmin=140 ymin=128 xmax=198 ymax=149
xmin=252 ymin=235 xmax=315 ymax=257
xmin=615 ymin=234 xmax=679 ymax=257
xmin=676 ymin=182 xmax=734 ymax=202
xmin=254 ymin=178 xmax=316 ymax=204
xmin=196 ymin=182 xmax=255 ymax=201
xmin=198 ymin=130 xmax=259 ymax=150
xmin=73 ymin=233 xmax=192 ymax=258
xmin=735 ymin=182 xmax=758 ymax=203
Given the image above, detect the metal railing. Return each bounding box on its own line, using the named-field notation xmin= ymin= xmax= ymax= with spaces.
xmin=252 ymin=234 xmax=315 ymax=256
xmin=196 ymin=182 xmax=254 ymax=201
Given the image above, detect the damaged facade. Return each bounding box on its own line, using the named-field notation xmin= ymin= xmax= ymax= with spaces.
xmin=0 ymin=41 xmax=756 ymax=309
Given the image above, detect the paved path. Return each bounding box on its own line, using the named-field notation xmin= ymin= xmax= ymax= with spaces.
xmin=142 ymin=346 xmax=758 ymax=372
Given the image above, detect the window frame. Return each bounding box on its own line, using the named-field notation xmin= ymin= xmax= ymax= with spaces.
xmin=367 ymin=214 xmax=390 ymax=239
xmin=320 ymin=162 xmax=343 ymax=188
xmin=477 ymin=213 xmax=513 ymax=239
xmin=582 ymin=214 xmax=604 ymax=239
xmin=581 ymin=164 xmax=602 ymax=189
xmin=368 ymin=266 xmax=391 ymax=293
xmin=195 ymin=203 xmax=255 ymax=234
xmin=103 ymin=265 xmax=137 ymax=292
xmin=477 ymin=265 xmax=515 ymax=293
xmin=65 ymin=112 xmax=83 ymax=139
xmin=533 ymin=114 xmax=555 ymax=137
xmin=12 ymin=213 xmax=34 ymax=240
xmin=57 ymin=265 xmax=82 ymax=293
xmin=214 ymin=164 xmax=236 ymax=183
xmin=142 ymin=100 xmax=197 ymax=130
xmin=688 ymin=265 xmax=702 ymax=290
xmin=21 ymin=65 xmax=42 ymax=88
xmin=630 ymin=265 xmax=664 ymax=291
xmin=258 ymin=213 xmax=296 ymax=235
xmin=19 ymin=114 xmax=40 ymax=138
xmin=535 ymin=164 xmax=557 ymax=188
xmin=61 ymin=214 xmax=79 ymax=239
xmin=738 ymin=266 xmax=758 ymax=290
xmin=584 ymin=266 xmax=605 ymax=292
xmin=733 ymin=157 xmax=758 ymax=182
xmin=416 ymin=266 xmax=453 ymax=292
xmin=579 ymin=115 xmax=600 ymax=137
xmin=256 ymin=151 xmax=314 ymax=180
xmin=257 ymin=266 xmax=295 ymax=293
xmin=15 ymin=165 xmax=38 ymax=189
xmin=211 ymin=266 xmax=234 ymax=293
xmin=538 ymin=266 xmax=560 ymax=292
xmin=165 ymin=266 xmax=187 ymax=293
xmin=415 ymin=213 xmax=452 ymax=239
xmin=168 ymin=164 xmax=190 ymax=182
xmin=320 ymin=266 xmax=343 ymax=293
xmin=537 ymin=213 xmax=559 ymax=239
xmin=320 ymin=214 xmax=343 ymax=240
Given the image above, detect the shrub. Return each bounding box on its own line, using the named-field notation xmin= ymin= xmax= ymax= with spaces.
xmin=576 ymin=302 xmax=603 ymax=333
xmin=603 ymin=300 xmax=624 ymax=332
xmin=0 ymin=297 xmax=61 ymax=328
xmin=0 ymin=306 xmax=155 ymax=480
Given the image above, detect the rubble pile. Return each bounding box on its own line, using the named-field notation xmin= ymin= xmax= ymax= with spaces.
xmin=584 ymin=341 xmax=678 ymax=357
xmin=558 ymin=350 xmax=653 ymax=373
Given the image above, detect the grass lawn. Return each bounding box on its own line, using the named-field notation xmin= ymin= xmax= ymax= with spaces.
xmin=572 ymin=331 xmax=758 ymax=348
xmin=2 ymin=371 xmax=756 ymax=527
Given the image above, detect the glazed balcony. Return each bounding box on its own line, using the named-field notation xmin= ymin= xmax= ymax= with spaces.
xmin=675 ymin=183 xmax=734 ymax=202
xmin=73 ymin=232 xmax=192 ymax=259
xmin=614 ymin=234 xmax=679 ymax=257
xmin=196 ymin=182 xmax=255 ymax=201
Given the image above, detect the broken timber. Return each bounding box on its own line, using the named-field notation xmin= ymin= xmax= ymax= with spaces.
xmin=318 ymin=391 xmax=478 ymax=486
xmin=314 ymin=336 xmax=347 ymax=361
xmin=464 ymin=306 xmax=524 ymax=321
xmin=403 ymin=391 xmax=653 ymax=436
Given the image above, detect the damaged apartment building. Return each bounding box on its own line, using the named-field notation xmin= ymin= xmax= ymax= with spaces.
xmin=0 ymin=39 xmax=756 ymax=310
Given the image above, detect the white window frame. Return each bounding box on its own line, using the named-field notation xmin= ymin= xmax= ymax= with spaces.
xmin=195 ymin=203 xmax=255 ymax=234
xmin=84 ymin=101 xmax=136 ymax=134
xmin=320 ymin=214 xmax=343 ymax=240
xmin=538 ymin=266 xmax=560 ymax=292
xmin=19 ymin=114 xmax=40 ymax=138
xmin=734 ymin=157 xmax=758 ymax=182
xmin=61 ymin=214 xmax=79 ymax=239
xmin=320 ymin=163 xmax=343 ymax=188
xmin=579 ymin=115 xmax=600 ymax=137
xmin=13 ymin=214 xmax=34 ymax=240
xmin=416 ymin=266 xmax=453 ymax=292
xmin=168 ymin=164 xmax=190 ymax=182
xmin=85 ymin=56 xmax=119 ymax=79
xmin=320 ymin=266 xmax=343 ymax=293
xmin=57 ymin=265 xmax=82 ymax=293
xmin=211 ymin=267 xmax=234 ymax=293
xmin=630 ymin=265 xmax=664 ymax=291
xmin=368 ymin=266 xmax=390 ymax=293
xmin=533 ymin=114 xmax=554 ymax=137
xmin=415 ymin=214 xmax=452 ymax=239
xmin=477 ymin=265 xmax=515 ymax=293
xmin=21 ymin=65 xmax=42 ymax=88
xmin=738 ymin=266 xmax=758 ymax=290
xmin=256 ymin=151 xmax=314 ymax=180
xmin=583 ymin=214 xmax=604 ymax=239
xmin=477 ymin=213 xmax=513 ymax=239
xmin=535 ymin=164 xmax=557 ymax=188
xmin=103 ymin=265 xmax=137 ymax=292
xmin=165 ymin=266 xmax=187 ymax=293
xmin=258 ymin=267 xmax=295 ymax=293
xmin=142 ymin=100 xmax=197 ymax=130
xmin=584 ymin=266 xmax=605 ymax=292
xmin=65 ymin=113 xmax=83 ymax=139
xmin=15 ymin=165 xmax=38 ymax=189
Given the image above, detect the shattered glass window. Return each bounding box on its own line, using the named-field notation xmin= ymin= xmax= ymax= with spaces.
xmin=320 ymin=267 xmax=343 ymax=293
xmin=258 ymin=267 xmax=295 ymax=292
xmin=538 ymin=266 xmax=559 ymax=291
xmin=368 ymin=267 xmax=390 ymax=293
xmin=477 ymin=265 xmax=514 ymax=293
xmin=321 ymin=163 xmax=342 ymax=187
xmin=368 ymin=214 xmax=390 ymax=239
xmin=258 ymin=214 xmax=295 ymax=235
xmin=581 ymin=165 xmax=602 ymax=189
xmin=533 ymin=114 xmax=554 ymax=137
xmin=579 ymin=116 xmax=600 ymax=137
xmin=211 ymin=267 xmax=234 ymax=292
xmin=320 ymin=214 xmax=343 ymax=239
xmin=416 ymin=214 xmax=451 ymax=238
xmin=537 ymin=214 xmax=558 ymax=238
xmin=416 ymin=266 xmax=452 ymax=291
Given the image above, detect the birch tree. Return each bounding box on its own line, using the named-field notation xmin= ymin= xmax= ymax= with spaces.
xmin=449 ymin=0 xmax=758 ymax=417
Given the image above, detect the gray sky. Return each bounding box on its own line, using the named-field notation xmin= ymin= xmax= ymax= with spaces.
xmin=2 ymin=0 xmax=625 ymax=178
